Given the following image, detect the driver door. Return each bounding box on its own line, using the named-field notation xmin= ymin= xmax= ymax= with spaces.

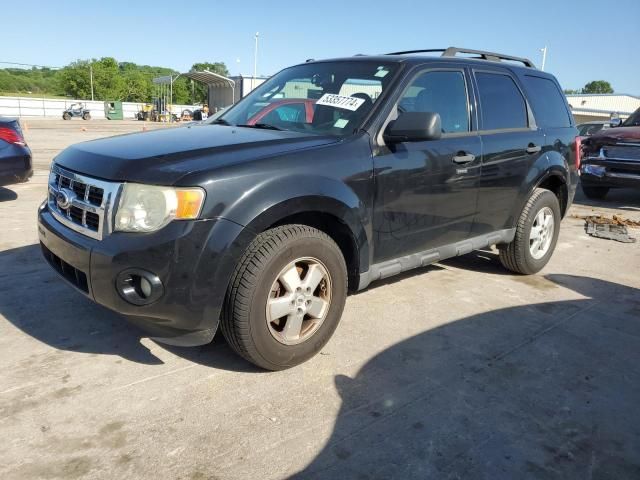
xmin=372 ymin=67 xmax=481 ymax=263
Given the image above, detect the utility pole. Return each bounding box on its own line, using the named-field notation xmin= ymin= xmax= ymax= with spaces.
xmin=89 ymin=64 xmax=94 ymax=101
xmin=540 ymin=46 xmax=548 ymax=71
xmin=253 ymin=32 xmax=259 ymax=91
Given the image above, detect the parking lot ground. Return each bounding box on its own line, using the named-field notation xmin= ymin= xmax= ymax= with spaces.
xmin=1 ymin=120 xmax=640 ymax=479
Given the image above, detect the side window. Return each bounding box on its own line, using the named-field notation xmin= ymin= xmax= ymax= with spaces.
xmin=398 ymin=70 xmax=470 ymax=134
xmin=476 ymin=72 xmax=528 ymax=130
xmin=523 ymin=76 xmax=571 ymax=128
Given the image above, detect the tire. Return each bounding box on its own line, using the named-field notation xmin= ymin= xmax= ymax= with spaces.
xmin=499 ymin=188 xmax=561 ymax=275
xmin=82 ymin=113 xmax=91 ymax=120
xmin=62 ymin=112 xmax=71 ymax=120
xmin=221 ymin=225 xmax=348 ymax=370
xmin=582 ymin=185 xmax=609 ymax=200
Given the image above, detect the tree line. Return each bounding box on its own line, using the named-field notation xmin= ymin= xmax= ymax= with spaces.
xmin=563 ymin=80 xmax=614 ymax=95
xmin=0 ymin=58 xmax=229 ymax=104
xmin=1 ymin=59 xmax=617 ymax=102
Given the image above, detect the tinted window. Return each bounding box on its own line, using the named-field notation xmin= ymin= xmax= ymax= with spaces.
xmin=399 ymin=71 xmax=469 ymax=133
xmin=523 ymin=76 xmax=571 ymax=128
xmin=476 ymin=72 xmax=528 ymax=130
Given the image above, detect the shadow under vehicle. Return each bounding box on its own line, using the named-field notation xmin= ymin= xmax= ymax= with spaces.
xmin=291 ymin=273 xmax=640 ymax=479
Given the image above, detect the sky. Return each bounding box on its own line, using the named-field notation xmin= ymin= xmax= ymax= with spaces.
xmin=3 ymin=0 xmax=639 ymax=94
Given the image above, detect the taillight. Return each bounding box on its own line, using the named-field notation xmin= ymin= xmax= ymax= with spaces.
xmin=574 ymin=136 xmax=582 ymax=170
xmin=0 ymin=126 xmax=26 ymax=146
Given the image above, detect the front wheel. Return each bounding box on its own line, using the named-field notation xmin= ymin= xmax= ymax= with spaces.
xmin=499 ymin=188 xmax=561 ymax=275
xmin=82 ymin=113 xmax=91 ymax=120
xmin=62 ymin=112 xmax=71 ymax=120
xmin=221 ymin=225 xmax=347 ymax=370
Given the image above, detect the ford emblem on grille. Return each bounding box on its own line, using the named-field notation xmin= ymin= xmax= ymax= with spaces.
xmin=56 ymin=188 xmax=75 ymax=210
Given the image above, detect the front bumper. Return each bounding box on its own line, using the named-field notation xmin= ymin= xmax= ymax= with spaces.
xmin=38 ymin=202 xmax=246 ymax=346
xmin=581 ymin=159 xmax=640 ymax=189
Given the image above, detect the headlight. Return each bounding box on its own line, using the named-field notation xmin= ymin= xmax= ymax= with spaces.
xmin=114 ymin=183 xmax=205 ymax=233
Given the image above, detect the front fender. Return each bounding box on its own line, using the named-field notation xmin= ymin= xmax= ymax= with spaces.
xmin=224 ymin=174 xmax=371 ymax=273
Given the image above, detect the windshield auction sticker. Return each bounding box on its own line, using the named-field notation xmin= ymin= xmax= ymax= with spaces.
xmin=316 ymin=94 xmax=365 ymax=111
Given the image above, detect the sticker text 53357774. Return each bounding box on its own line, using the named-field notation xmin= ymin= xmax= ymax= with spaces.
xmin=316 ymin=94 xmax=366 ymax=111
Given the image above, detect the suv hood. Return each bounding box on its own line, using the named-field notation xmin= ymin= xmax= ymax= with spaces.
xmin=54 ymin=125 xmax=339 ymax=184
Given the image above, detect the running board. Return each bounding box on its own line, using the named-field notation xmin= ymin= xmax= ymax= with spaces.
xmin=357 ymin=228 xmax=515 ymax=290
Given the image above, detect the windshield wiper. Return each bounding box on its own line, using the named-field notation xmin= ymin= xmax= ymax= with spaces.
xmin=236 ymin=123 xmax=283 ymax=131
xmin=211 ymin=118 xmax=232 ymax=126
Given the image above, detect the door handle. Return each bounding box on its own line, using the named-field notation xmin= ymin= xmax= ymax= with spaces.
xmin=452 ymin=153 xmax=476 ymax=164
xmin=526 ymin=144 xmax=542 ymax=154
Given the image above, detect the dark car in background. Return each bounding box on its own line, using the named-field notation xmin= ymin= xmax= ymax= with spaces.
xmin=580 ymin=107 xmax=640 ymax=199
xmin=0 ymin=117 xmax=32 ymax=186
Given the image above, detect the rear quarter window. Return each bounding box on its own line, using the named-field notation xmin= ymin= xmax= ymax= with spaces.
xmin=476 ymin=72 xmax=528 ymax=130
xmin=523 ymin=75 xmax=572 ymax=128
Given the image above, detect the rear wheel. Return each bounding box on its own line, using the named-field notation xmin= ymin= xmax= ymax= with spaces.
xmin=82 ymin=113 xmax=91 ymax=120
xmin=62 ymin=112 xmax=71 ymax=120
xmin=499 ymin=188 xmax=561 ymax=275
xmin=221 ymin=225 xmax=347 ymax=370
xmin=582 ymin=185 xmax=609 ymax=200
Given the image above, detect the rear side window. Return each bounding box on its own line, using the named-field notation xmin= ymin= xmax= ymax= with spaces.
xmin=476 ymin=72 xmax=528 ymax=130
xmin=523 ymin=76 xmax=571 ymax=128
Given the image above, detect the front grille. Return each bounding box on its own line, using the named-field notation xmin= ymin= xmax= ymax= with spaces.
xmin=41 ymin=243 xmax=89 ymax=293
xmin=604 ymin=145 xmax=640 ymax=162
xmin=53 ymin=172 xmax=105 ymax=206
xmin=47 ymin=164 xmax=121 ymax=240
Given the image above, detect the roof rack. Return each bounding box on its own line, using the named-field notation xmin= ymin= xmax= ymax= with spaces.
xmin=385 ymin=47 xmax=536 ymax=69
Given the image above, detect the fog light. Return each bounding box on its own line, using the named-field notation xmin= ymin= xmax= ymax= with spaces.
xmin=116 ymin=269 xmax=164 ymax=306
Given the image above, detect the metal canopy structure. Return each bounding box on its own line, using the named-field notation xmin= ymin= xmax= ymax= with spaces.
xmin=182 ymin=70 xmax=235 ymax=89
xmin=182 ymin=71 xmax=236 ymax=111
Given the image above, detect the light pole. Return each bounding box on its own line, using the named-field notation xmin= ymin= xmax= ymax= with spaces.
xmin=89 ymin=64 xmax=94 ymax=101
xmin=253 ymin=32 xmax=259 ymax=91
xmin=540 ymin=46 xmax=548 ymax=71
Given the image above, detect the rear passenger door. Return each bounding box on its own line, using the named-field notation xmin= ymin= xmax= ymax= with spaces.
xmin=520 ymin=73 xmax=576 ymax=175
xmin=471 ymin=69 xmax=545 ymax=236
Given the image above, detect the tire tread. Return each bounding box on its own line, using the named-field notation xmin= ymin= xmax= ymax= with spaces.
xmin=221 ymin=224 xmax=345 ymax=369
xmin=499 ymin=188 xmax=556 ymax=275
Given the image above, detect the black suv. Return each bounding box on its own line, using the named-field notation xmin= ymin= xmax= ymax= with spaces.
xmin=38 ymin=47 xmax=579 ymax=370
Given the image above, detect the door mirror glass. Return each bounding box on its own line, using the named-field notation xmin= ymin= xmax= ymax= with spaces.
xmin=609 ymin=117 xmax=622 ymax=128
xmin=384 ymin=112 xmax=442 ymax=143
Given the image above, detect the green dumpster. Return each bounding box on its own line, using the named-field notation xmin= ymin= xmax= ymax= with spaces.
xmin=104 ymin=101 xmax=124 ymax=120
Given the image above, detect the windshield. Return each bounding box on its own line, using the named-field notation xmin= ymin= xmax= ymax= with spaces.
xmin=214 ymin=61 xmax=399 ymax=136
xmin=622 ymin=107 xmax=640 ymax=127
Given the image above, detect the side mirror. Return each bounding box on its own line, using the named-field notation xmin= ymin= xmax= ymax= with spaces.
xmin=383 ymin=111 xmax=442 ymax=143
xmin=609 ymin=118 xmax=622 ymax=128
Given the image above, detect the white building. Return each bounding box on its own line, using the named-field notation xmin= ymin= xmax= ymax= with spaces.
xmin=566 ymin=94 xmax=640 ymax=124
